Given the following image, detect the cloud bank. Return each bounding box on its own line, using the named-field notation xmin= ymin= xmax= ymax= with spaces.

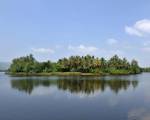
xmin=68 ymin=45 xmax=98 ymax=53
xmin=31 ymin=48 xmax=55 ymax=54
xmin=125 ymin=19 xmax=150 ymax=37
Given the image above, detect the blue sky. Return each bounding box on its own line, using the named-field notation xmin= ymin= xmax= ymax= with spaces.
xmin=0 ymin=0 xmax=150 ymax=66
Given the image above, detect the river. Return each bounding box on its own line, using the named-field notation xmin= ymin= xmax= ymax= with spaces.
xmin=0 ymin=72 xmax=150 ymax=120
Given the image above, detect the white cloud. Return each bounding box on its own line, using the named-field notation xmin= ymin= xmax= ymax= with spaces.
xmin=31 ymin=48 xmax=55 ymax=54
xmin=135 ymin=19 xmax=150 ymax=33
xmin=68 ymin=44 xmax=125 ymax=58
xmin=125 ymin=26 xmax=143 ymax=37
xmin=107 ymin=38 xmax=118 ymax=45
xmin=68 ymin=45 xmax=98 ymax=53
xmin=125 ymin=19 xmax=150 ymax=37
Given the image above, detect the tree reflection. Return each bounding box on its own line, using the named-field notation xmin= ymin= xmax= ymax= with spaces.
xmin=11 ymin=79 xmax=138 ymax=95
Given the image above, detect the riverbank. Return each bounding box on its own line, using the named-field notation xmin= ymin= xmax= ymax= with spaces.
xmin=7 ymin=72 xmax=104 ymax=76
xmin=7 ymin=71 xmax=140 ymax=77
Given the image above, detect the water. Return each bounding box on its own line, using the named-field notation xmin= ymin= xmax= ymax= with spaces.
xmin=0 ymin=72 xmax=150 ymax=120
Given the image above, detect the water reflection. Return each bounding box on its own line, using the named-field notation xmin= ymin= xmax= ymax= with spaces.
xmin=11 ymin=78 xmax=138 ymax=95
xmin=128 ymin=108 xmax=150 ymax=120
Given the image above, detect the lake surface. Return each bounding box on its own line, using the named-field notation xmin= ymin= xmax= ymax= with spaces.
xmin=0 ymin=72 xmax=150 ymax=120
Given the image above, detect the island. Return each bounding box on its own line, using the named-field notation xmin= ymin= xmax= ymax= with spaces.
xmin=7 ymin=54 xmax=142 ymax=76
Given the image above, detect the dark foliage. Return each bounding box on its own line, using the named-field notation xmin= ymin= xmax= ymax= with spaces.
xmin=9 ymin=54 xmax=141 ymax=74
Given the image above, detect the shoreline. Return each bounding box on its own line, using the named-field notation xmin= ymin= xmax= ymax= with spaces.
xmin=7 ymin=72 xmax=103 ymax=77
xmin=6 ymin=72 xmax=140 ymax=77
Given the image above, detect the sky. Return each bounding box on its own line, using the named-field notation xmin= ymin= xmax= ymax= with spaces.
xmin=0 ymin=0 xmax=150 ymax=67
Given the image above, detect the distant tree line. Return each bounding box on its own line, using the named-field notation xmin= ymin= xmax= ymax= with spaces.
xmin=8 ymin=54 xmax=142 ymax=75
xmin=141 ymin=67 xmax=150 ymax=72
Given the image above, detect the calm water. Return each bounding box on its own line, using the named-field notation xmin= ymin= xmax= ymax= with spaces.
xmin=0 ymin=72 xmax=150 ymax=120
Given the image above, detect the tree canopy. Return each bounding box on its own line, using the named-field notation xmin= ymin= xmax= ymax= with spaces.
xmin=9 ymin=54 xmax=142 ymax=75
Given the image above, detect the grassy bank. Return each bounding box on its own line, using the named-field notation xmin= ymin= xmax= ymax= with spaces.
xmin=7 ymin=72 xmax=104 ymax=76
xmin=6 ymin=71 xmax=138 ymax=77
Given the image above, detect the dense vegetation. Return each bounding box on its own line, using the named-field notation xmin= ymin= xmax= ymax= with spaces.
xmin=8 ymin=54 xmax=142 ymax=75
